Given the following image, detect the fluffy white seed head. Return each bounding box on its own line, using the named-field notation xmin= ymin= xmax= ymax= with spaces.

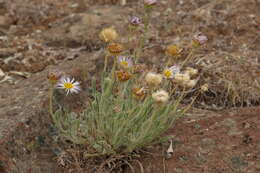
xmin=152 ymin=90 xmax=169 ymax=103
xmin=184 ymin=79 xmax=197 ymax=88
xmin=145 ymin=72 xmax=162 ymax=86
xmin=201 ymin=83 xmax=209 ymax=92
xmin=174 ymin=73 xmax=190 ymax=84
xmin=184 ymin=67 xmax=198 ymax=77
xmin=99 ymin=27 xmax=118 ymax=42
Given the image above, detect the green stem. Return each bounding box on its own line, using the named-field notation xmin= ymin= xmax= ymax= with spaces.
xmin=165 ymin=56 xmax=172 ymax=67
xmin=49 ymin=84 xmax=54 ymax=117
xmin=103 ymin=53 xmax=109 ymax=73
xmin=111 ymin=55 xmax=118 ymax=82
xmin=180 ymin=49 xmax=195 ymax=68
xmin=127 ymin=25 xmax=134 ymax=44
xmin=135 ymin=7 xmax=151 ymax=63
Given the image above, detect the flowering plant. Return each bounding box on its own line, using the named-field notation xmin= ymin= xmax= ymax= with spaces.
xmin=50 ymin=60 xmax=188 ymax=156
xmin=48 ymin=2 xmax=206 ymax=158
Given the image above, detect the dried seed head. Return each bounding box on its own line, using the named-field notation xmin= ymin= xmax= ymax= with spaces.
xmin=184 ymin=79 xmax=197 ymax=88
xmin=152 ymin=90 xmax=169 ymax=103
xmin=133 ymin=64 xmax=147 ymax=74
xmin=165 ymin=45 xmax=182 ymax=57
xmin=132 ymin=87 xmax=146 ymax=100
xmin=47 ymin=69 xmax=64 ymax=84
xmin=107 ymin=43 xmax=124 ymax=55
xmin=99 ymin=27 xmax=118 ymax=42
xmin=184 ymin=67 xmax=198 ymax=77
xmin=200 ymin=83 xmax=209 ymax=92
xmin=145 ymin=72 xmax=163 ymax=86
xmin=116 ymin=70 xmax=132 ymax=82
xmin=113 ymin=105 xmax=121 ymax=113
xmin=174 ymin=73 xmax=190 ymax=84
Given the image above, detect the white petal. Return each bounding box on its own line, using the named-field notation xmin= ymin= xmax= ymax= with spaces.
xmin=74 ymin=81 xmax=80 ymax=86
xmin=61 ymin=77 xmax=67 ymax=82
xmin=66 ymin=77 xmax=70 ymax=83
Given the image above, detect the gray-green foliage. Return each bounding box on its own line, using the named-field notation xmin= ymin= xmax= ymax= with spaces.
xmin=52 ymin=76 xmax=186 ymax=156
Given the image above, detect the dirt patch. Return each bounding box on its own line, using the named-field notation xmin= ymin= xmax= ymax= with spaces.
xmin=126 ymin=107 xmax=260 ymax=173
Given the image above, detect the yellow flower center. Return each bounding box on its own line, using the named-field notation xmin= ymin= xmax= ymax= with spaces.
xmin=64 ymin=82 xmax=73 ymax=89
xmin=163 ymin=70 xmax=172 ymax=78
xmin=121 ymin=61 xmax=128 ymax=67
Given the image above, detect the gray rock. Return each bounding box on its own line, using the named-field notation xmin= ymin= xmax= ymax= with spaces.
xmin=0 ymin=51 xmax=97 ymax=172
xmin=43 ymin=7 xmax=130 ymax=45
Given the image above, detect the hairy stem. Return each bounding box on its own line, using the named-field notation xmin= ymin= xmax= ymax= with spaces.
xmin=49 ymin=84 xmax=54 ymax=117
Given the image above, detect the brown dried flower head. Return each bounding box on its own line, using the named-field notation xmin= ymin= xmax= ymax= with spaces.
xmin=132 ymin=87 xmax=146 ymax=100
xmin=133 ymin=64 xmax=147 ymax=74
xmin=116 ymin=70 xmax=132 ymax=82
xmin=107 ymin=43 xmax=124 ymax=55
xmin=99 ymin=27 xmax=118 ymax=42
xmin=47 ymin=69 xmax=64 ymax=84
xmin=165 ymin=45 xmax=182 ymax=57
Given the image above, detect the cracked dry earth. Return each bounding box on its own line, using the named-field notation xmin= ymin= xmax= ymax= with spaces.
xmin=0 ymin=0 xmax=260 ymax=172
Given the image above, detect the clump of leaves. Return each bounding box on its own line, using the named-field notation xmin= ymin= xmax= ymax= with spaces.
xmin=52 ymin=75 xmax=186 ymax=156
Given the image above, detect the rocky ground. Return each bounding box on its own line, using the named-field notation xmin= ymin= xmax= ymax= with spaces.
xmin=0 ymin=0 xmax=259 ymax=172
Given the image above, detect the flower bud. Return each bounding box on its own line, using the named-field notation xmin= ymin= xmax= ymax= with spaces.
xmin=192 ymin=32 xmax=208 ymax=48
xmin=130 ymin=16 xmax=141 ymax=26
